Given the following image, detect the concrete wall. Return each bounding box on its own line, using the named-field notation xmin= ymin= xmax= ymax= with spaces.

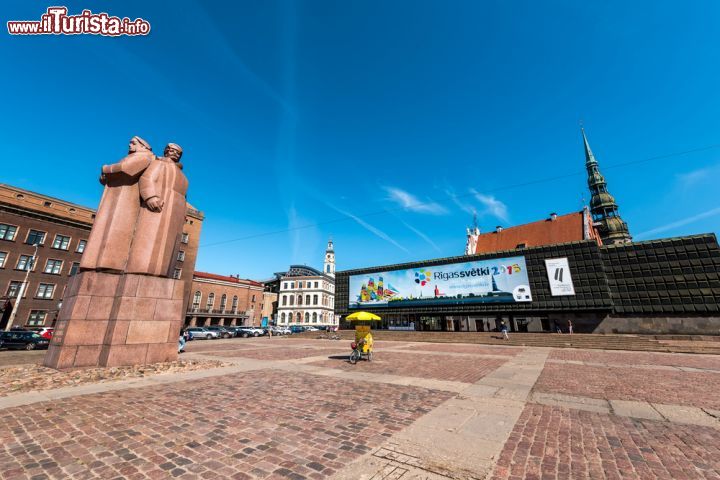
xmin=594 ymin=315 xmax=720 ymax=335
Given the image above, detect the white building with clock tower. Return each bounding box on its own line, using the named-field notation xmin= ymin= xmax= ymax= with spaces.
xmin=276 ymin=239 xmax=337 ymax=328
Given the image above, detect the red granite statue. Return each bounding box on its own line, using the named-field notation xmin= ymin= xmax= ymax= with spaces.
xmin=79 ymin=136 xmax=155 ymax=273
xmin=126 ymin=143 xmax=189 ymax=276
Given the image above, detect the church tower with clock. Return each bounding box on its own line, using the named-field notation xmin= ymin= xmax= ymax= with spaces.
xmin=324 ymin=238 xmax=335 ymax=277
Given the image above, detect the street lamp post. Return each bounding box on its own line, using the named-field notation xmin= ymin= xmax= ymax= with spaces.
xmin=5 ymin=243 xmax=40 ymax=331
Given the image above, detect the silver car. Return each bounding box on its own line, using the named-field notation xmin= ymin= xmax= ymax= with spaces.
xmin=186 ymin=327 xmax=219 ymax=340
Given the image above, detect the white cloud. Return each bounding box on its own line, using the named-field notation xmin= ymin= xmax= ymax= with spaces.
xmin=634 ymin=206 xmax=720 ymax=240
xmin=444 ymin=188 xmax=476 ymax=215
xmin=384 ymin=187 xmax=447 ymax=215
xmin=470 ymin=189 xmax=509 ymax=222
xmin=328 ymin=204 xmax=410 ymax=253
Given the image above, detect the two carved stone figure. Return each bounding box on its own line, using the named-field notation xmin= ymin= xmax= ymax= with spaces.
xmin=79 ymin=136 xmax=188 ymax=278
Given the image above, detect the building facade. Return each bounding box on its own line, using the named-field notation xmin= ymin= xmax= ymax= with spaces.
xmin=186 ymin=272 xmax=265 ymax=327
xmin=0 ymin=183 xmax=203 ymax=329
xmin=0 ymin=184 xmax=93 ymax=329
xmin=276 ymin=240 xmax=337 ymax=327
xmin=336 ymin=234 xmax=720 ymax=335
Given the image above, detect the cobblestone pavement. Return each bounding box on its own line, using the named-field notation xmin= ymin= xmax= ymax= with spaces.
xmin=211 ymin=347 xmax=348 ymax=361
xmin=0 ymin=349 xmax=44 ymax=368
xmin=548 ymin=348 xmax=720 ymax=371
xmin=0 ymin=370 xmax=452 ymax=480
xmin=491 ymin=403 xmax=720 ymax=480
xmin=398 ymin=343 xmax=523 ymax=356
xmin=1 ymin=337 xmax=719 ymax=479
xmin=308 ymin=351 xmax=508 ymax=384
xmin=534 ymin=362 xmax=720 ymax=410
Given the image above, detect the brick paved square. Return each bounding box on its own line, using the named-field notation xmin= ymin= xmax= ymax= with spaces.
xmin=0 ymin=370 xmax=453 ymax=479
xmin=549 ymin=349 xmax=720 ymax=371
xmin=492 ymin=403 xmax=720 ymax=480
xmin=211 ymin=347 xmax=347 ymax=360
xmin=534 ymin=363 xmax=720 ymax=409
xmin=399 ymin=343 xmax=523 ymax=356
xmin=309 ymin=351 xmax=507 ymax=383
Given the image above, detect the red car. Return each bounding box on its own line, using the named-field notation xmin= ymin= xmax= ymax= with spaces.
xmin=30 ymin=327 xmax=54 ymax=340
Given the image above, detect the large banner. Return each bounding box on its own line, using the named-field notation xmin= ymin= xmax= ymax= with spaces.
xmin=349 ymin=255 xmax=532 ymax=309
xmin=545 ymin=257 xmax=575 ymax=296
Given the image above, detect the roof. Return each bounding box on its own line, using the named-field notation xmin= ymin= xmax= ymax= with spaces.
xmin=475 ymin=211 xmax=599 ymax=254
xmin=193 ymin=271 xmax=263 ymax=287
xmin=284 ymin=265 xmax=325 ymax=277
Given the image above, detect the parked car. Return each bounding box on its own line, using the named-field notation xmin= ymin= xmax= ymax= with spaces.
xmin=29 ymin=327 xmax=54 ymax=340
xmin=236 ymin=326 xmax=265 ymax=338
xmin=305 ymin=326 xmax=320 ymax=332
xmin=185 ymin=327 xmax=219 ymax=340
xmin=289 ymin=325 xmax=306 ymax=334
xmin=205 ymin=326 xmax=232 ymax=339
xmin=271 ymin=326 xmax=291 ymax=335
xmin=0 ymin=331 xmax=51 ymax=350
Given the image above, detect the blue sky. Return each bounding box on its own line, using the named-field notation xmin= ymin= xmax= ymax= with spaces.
xmin=3 ymin=1 xmax=720 ymax=279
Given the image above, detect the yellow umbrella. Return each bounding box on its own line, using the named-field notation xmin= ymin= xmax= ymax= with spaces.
xmin=345 ymin=311 xmax=381 ymax=321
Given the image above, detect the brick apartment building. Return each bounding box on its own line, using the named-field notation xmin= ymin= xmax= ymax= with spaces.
xmin=0 ymin=183 xmax=203 ymax=329
xmin=187 ymin=272 xmax=267 ymax=327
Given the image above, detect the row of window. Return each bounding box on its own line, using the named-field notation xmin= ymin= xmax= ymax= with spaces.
xmin=0 ymin=224 xmax=87 ymax=252
xmin=281 ymin=280 xmax=334 ymax=292
xmin=280 ymin=293 xmax=334 ymax=307
xmin=278 ymin=311 xmax=335 ymax=323
xmin=0 ymin=252 xmax=79 ymax=276
xmin=5 ymin=280 xmax=58 ymax=300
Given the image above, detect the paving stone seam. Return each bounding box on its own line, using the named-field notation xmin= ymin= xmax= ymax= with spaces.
xmin=545 ymin=358 xmax=720 ymax=374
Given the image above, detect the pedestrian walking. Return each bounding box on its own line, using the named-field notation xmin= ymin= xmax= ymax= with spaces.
xmin=178 ymin=330 xmax=186 ymax=353
xmin=500 ymin=320 xmax=509 ymax=340
xmin=568 ymin=320 xmax=574 ymax=335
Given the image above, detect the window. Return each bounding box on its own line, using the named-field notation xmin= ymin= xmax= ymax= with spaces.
xmin=177 ymin=250 xmax=185 ymax=261
xmin=52 ymin=234 xmax=71 ymax=250
xmin=28 ymin=310 xmax=47 ymax=326
xmin=181 ymin=233 xmax=189 ymax=244
xmin=192 ymin=291 xmax=201 ymax=309
xmin=296 ymin=312 xmax=301 ymax=322
xmin=220 ymin=294 xmax=227 ymax=311
xmin=43 ymin=201 xmax=52 ymax=207
xmin=7 ymin=281 xmax=25 ymax=298
xmin=26 ymin=230 xmax=46 ymax=245
xmin=282 ymin=295 xmax=287 ymax=306
xmin=206 ymin=293 xmax=215 ymax=309
xmin=69 ymin=262 xmax=80 ymax=276
xmin=281 ymin=312 xmax=286 ymax=323
xmin=0 ymin=251 xmax=6 ymax=268
xmin=291 ymin=282 xmax=295 ymax=289
xmin=297 ymin=294 xmax=303 ymax=305
xmin=283 ymin=283 xmax=288 ymax=289
xmin=313 ymin=294 xmax=318 ymax=305
xmin=289 ymin=295 xmax=294 ymax=306
xmin=232 ymin=295 xmax=238 ymax=312
xmin=251 ymin=294 xmax=256 ymax=302
xmin=314 ymin=282 xmax=318 ymax=288
xmin=312 ymin=312 xmax=317 ymax=323
xmin=76 ymin=239 xmax=87 ymax=253
xmin=44 ymin=259 xmax=63 ymax=274
xmin=0 ymin=224 xmax=18 ymax=241
xmin=299 ymin=281 xmax=303 ymax=288
xmin=36 ymin=283 xmax=55 ymax=299
xmin=16 ymin=254 xmax=34 ymax=271
xmin=515 ymin=243 xmax=527 ymax=249
xmin=305 ymin=313 xmax=309 ymax=323
xmin=172 ymin=268 xmax=182 ymax=279
xmin=305 ymin=295 xmax=311 ymax=305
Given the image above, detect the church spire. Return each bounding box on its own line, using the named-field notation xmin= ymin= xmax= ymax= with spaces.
xmin=582 ymin=128 xmax=631 ymax=244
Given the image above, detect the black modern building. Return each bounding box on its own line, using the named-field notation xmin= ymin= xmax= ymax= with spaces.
xmin=335 ymin=234 xmax=720 ymax=335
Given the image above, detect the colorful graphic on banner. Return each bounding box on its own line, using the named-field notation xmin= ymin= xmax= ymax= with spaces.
xmin=349 ymin=256 xmax=532 ymax=309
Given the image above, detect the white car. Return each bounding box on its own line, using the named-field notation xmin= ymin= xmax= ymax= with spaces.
xmin=186 ymin=327 xmax=220 ymax=340
xmin=272 ymin=326 xmax=291 ymax=335
xmin=305 ymin=326 xmax=320 ymax=332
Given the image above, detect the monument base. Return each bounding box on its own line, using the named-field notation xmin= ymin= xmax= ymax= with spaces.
xmin=44 ymin=271 xmax=185 ymax=370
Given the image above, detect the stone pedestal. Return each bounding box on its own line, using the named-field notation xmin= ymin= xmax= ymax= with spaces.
xmin=44 ymin=271 xmax=185 ymax=369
